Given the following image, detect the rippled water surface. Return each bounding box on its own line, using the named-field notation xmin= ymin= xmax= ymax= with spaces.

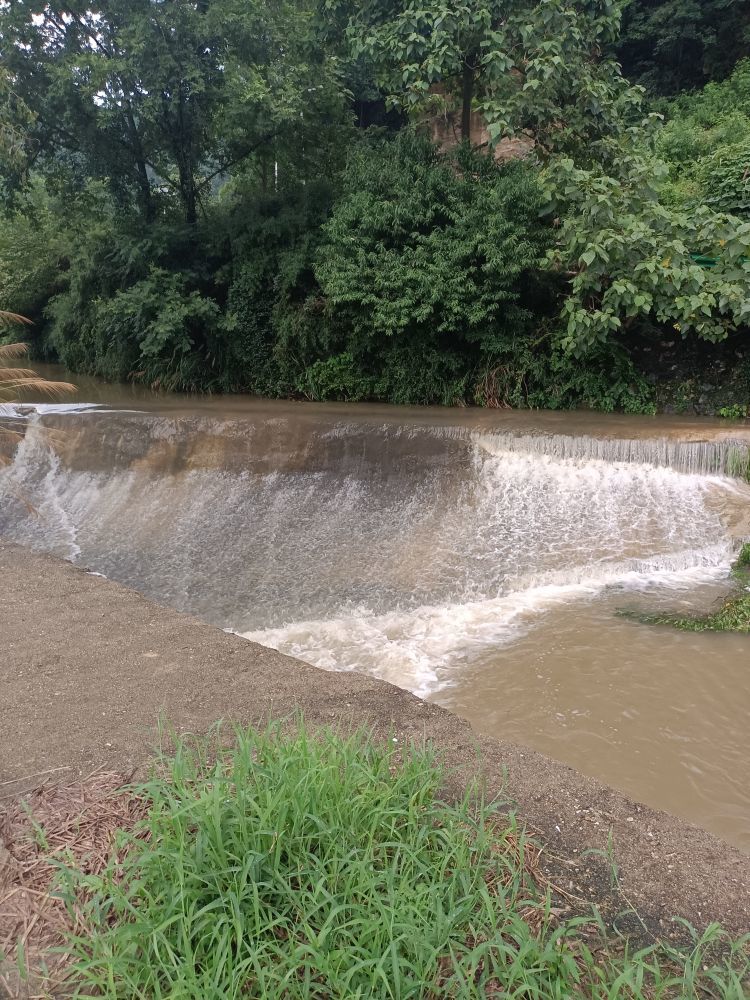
xmin=2 ymin=377 xmax=749 ymax=848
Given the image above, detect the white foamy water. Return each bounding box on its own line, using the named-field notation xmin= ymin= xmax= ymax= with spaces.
xmin=242 ymin=558 xmax=732 ymax=697
xmin=241 ymin=442 xmax=740 ymax=696
xmin=0 ymin=402 xmax=102 ymax=418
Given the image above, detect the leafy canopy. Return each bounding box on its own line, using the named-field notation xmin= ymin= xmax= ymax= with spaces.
xmin=0 ymin=0 xmax=347 ymax=223
xmin=345 ymin=0 xmax=640 ymax=157
xmin=617 ymin=0 xmax=750 ymax=96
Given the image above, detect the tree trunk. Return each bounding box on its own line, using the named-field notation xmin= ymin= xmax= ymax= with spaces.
xmin=178 ymin=157 xmax=197 ymax=225
xmin=184 ymin=183 xmax=197 ymax=225
xmin=461 ymin=59 xmax=474 ymax=145
xmin=133 ymin=148 xmax=155 ymax=223
xmin=125 ymin=104 xmax=154 ymax=223
xmin=175 ymin=82 xmax=197 ymax=225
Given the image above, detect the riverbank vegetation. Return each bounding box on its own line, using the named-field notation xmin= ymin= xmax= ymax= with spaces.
xmin=634 ymin=593 xmax=750 ymax=633
xmin=3 ymin=725 xmax=748 ymax=997
xmin=1 ymin=0 xmax=750 ymax=411
xmin=624 ymin=543 xmax=750 ymax=633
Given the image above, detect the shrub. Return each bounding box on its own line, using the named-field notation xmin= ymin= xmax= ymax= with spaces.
xmin=718 ymin=403 xmax=749 ymax=420
xmin=295 ymin=352 xmax=374 ymax=401
xmin=275 ymin=133 xmax=554 ymax=405
xmin=314 ymin=134 xmax=548 ymax=357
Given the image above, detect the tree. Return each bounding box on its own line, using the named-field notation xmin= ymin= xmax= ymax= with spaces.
xmin=343 ymin=0 xmax=640 ymax=159
xmin=340 ymin=0 xmax=750 ymax=353
xmin=545 ymin=149 xmax=750 ymax=351
xmin=617 ymin=0 xmax=750 ymax=96
xmin=0 ymin=69 xmax=36 ymax=193
xmin=0 ymin=0 xmax=347 ymax=224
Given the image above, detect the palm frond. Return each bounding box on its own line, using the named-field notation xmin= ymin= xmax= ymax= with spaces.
xmin=0 ymin=311 xmax=32 ymax=329
xmin=0 ymin=342 xmax=31 ymax=360
xmin=0 ymin=316 xmax=75 ymax=402
xmin=0 ymin=377 xmax=76 ymax=400
xmin=0 ymin=366 xmax=38 ymax=380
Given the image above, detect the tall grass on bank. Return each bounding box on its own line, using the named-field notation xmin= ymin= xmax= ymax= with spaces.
xmin=56 ymin=725 xmax=750 ymax=999
xmin=726 ymin=445 xmax=750 ymax=483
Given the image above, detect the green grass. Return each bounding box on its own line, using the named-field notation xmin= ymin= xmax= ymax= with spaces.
xmin=621 ymin=543 xmax=750 ymax=633
xmin=725 ymin=445 xmax=750 ymax=481
xmin=58 ymin=725 xmax=749 ymax=999
xmin=628 ymin=593 xmax=750 ymax=632
xmin=736 ymin=542 xmax=750 ymax=569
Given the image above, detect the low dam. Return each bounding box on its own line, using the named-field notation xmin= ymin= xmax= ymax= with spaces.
xmin=1 ymin=390 xmax=749 ymax=848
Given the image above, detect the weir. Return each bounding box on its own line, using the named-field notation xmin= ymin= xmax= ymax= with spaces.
xmin=472 ymin=430 xmax=750 ymax=477
xmin=2 ymin=402 xmax=750 ymax=847
xmin=1 ymin=407 xmax=747 ymax=655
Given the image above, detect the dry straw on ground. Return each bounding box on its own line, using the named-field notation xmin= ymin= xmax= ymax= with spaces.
xmin=0 ymin=772 xmax=145 ymax=998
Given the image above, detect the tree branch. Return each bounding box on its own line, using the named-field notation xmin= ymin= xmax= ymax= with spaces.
xmin=197 ymin=131 xmax=280 ymax=190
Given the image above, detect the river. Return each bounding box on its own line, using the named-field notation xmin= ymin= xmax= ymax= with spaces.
xmin=1 ymin=371 xmax=749 ymax=849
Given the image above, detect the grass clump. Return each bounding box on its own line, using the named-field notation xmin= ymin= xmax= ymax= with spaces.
xmin=717 ymin=404 xmax=749 ymax=420
xmin=57 ymin=725 xmax=749 ymax=999
xmin=725 ymin=444 xmax=750 ymax=482
xmin=629 ymin=594 xmax=750 ymax=632
xmin=622 ymin=543 xmax=750 ymax=633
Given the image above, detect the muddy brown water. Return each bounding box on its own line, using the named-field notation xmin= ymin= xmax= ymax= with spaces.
xmin=2 ymin=370 xmax=749 ymax=849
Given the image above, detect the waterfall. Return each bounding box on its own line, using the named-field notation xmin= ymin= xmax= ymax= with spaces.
xmin=1 ymin=405 xmax=748 ymax=696
xmin=472 ymin=431 xmax=750 ymax=477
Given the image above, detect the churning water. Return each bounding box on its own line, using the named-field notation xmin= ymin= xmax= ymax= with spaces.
xmin=1 ymin=396 xmax=749 ymax=846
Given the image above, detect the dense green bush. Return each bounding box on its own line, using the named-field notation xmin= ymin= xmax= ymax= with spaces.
xmin=279 ymin=135 xmax=554 ymax=404
xmin=546 ymin=148 xmax=750 ymax=352
xmin=220 ymin=180 xmax=337 ymax=395
xmin=474 ymin=335 xmax=655 ymax=413
xmin=0 ymin=133 xmax=660 ymax=411
xmin=39 ymin=216 xmax=227 ymax=389
xmin=657 ymin=61 xmax=750 ymax=215
xmin=3 ymin=1 xmax=750 ymax=410
xmin=316 ymin=136 xmax=547 ymax=352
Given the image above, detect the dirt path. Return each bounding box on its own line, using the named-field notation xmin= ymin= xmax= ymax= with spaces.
xmin=1 ymin=541 xmax=748 ymax=940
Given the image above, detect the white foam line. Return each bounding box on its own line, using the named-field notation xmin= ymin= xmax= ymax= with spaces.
xmin=0 ymin=402 xmax=103 ymax=419
xmin=242 ymin=551 xmax=733 ymax=699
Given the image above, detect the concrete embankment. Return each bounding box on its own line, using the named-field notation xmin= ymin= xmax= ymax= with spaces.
xmin=1 ymin=541 xmax=748 ymax=937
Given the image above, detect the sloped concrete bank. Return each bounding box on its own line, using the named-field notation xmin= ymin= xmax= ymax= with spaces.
xmin=1 ymin=541 xmax=748 ymax=939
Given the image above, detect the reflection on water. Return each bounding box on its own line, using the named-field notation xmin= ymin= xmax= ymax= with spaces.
xmin=1 ymin=379 xmax=749 ymax=849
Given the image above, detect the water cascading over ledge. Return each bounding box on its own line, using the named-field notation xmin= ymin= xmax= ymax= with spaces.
xmin=471 ymin=430 xmax=750 ymax=477
xmin=1 ymin=405 xmax=749 ymax=697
